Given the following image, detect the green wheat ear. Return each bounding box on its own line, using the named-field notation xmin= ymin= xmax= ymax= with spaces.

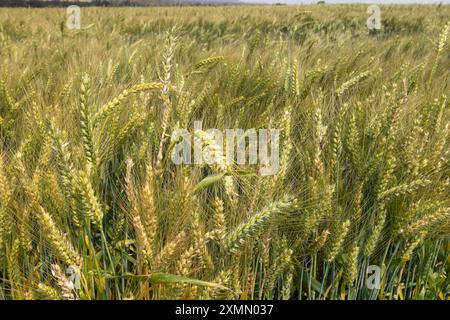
xmin=324 ymin=219 xmax=351 ymax=262
xmin=74 ymin=170 xmax=104 ymax=228
xmin=222 ymin=198 xmax=298 ymax=255
xmin=79 ymin=73 xmax=97 ymax=168
xmin=36 ymin=206 xmax=82 ymax=267
xmin=428 ymin=22 xmax=449 ymax=85
xmin=0 ymin=154 xmax=12 ymax=251
xmin=194 ymin=56 xmax=225 ymax=70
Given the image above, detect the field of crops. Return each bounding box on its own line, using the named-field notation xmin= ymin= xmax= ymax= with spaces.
xmin=0 ymin=5 xmax=449 ymax=300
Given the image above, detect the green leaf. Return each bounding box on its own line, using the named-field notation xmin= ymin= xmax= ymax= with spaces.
xmin=193 ymin=172 xmax=226 ymax=193
xmin=110 ymin=272 xmax=231 ymax=291
xmin=301 ymin=269 xmax=323 ymax=293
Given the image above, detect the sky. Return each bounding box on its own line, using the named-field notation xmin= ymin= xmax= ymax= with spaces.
xmin=244 ymin=0 xmax=449 ymax=3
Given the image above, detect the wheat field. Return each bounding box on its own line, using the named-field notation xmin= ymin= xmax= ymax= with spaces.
xmin=0 ymin=4 xmax=449 ymax=300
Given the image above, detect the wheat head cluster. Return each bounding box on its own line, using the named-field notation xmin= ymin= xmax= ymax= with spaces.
xmin=0 ymin=5 xmax=449 ymax=300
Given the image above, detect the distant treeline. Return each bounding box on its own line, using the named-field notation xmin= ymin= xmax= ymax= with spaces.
xmin=0 ymin=1 xmax=242 ymax=8
xmin=4 ymin=1 xmax=147 ymax=7
xmin=1 ymin=1 xmax=100 ymax=7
